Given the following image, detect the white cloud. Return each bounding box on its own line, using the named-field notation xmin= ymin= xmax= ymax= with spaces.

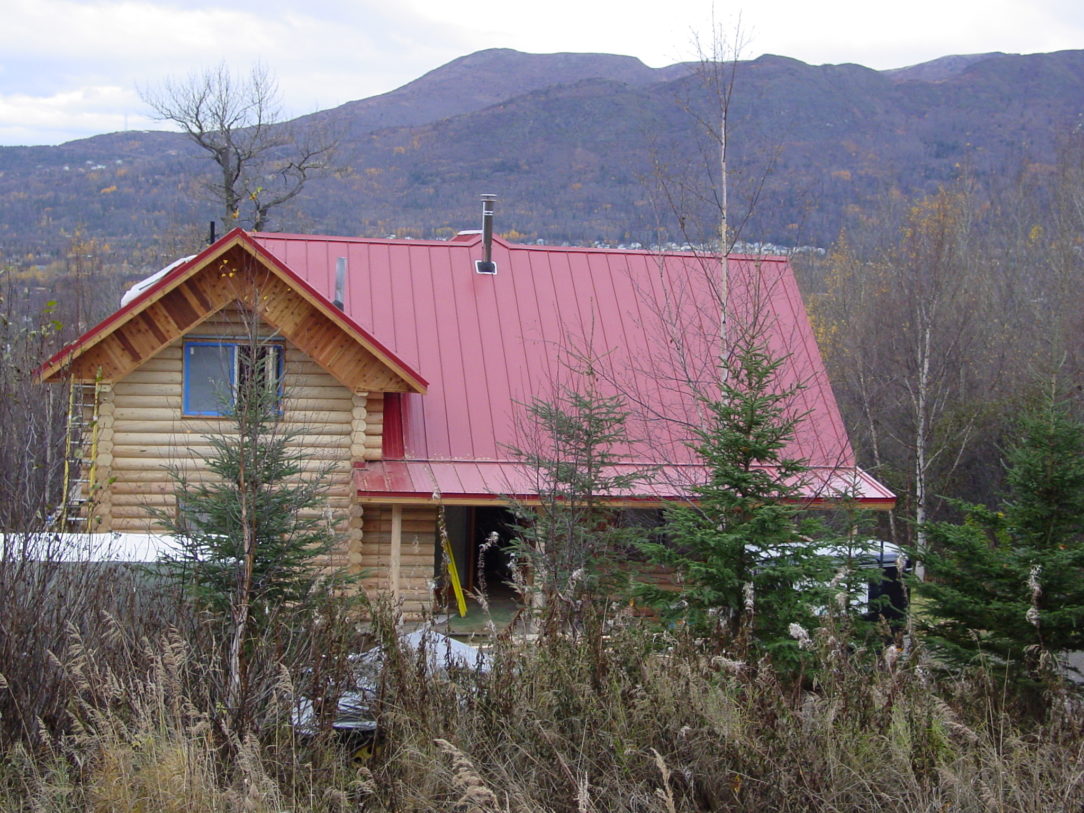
xmin=0 ymin=85 xmax=166 ymax=146
xmin=729 ymin=0 xmax=1084 ymax=69
xmin=1 ymin=0 xmax=1083 ymax=144
xmin=0 ymin=0 xmax=475 ymax=142
xmin=394 ymin=0 xmax=711 ymax=67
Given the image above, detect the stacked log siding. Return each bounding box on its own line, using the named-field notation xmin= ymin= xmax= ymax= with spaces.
xmin=98 ymin=311 xmax=361 ymax=568
xmin=358 ymin=504 xmax=438 ymax=614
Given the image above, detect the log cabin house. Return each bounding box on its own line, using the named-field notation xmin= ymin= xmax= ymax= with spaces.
xmin=37 ymin=215 xmax=893 ymax=616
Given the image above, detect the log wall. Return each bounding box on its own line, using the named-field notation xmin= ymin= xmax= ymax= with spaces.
xmin=76 ymin=306 xmax=433 ymax=612
xmin=91 ymin=309 xmax=358 ymax=566
xmin=358 ymin=503 xmax=438 ymax=616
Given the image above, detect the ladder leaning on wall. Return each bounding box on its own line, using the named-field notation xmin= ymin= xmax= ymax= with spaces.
xmin=59 ymin=371 xmax=103 ymax=530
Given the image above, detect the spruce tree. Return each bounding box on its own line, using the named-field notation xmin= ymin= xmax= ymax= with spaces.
xmin=510 ymin=371 xmax=648 ymax=631
xmin=155 ymin=327 xmax=339 ymax=724
xmin=638 ymin=340 xmax=829 ymax=666
xmin=919 ymin=383 xmax=1084 ymax=682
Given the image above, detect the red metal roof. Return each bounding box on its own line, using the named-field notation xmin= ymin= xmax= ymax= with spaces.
xmin=353 ymin=461 xmax=895 ymax=507
xmin=250 ymin=231 xmax=892 ymax=506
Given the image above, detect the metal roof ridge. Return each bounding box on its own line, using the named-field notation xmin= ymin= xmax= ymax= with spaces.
xmin=251 ymin=231 xmax=791 ymax=263
xmin=252 ymin=230 xmax=481 ymax=249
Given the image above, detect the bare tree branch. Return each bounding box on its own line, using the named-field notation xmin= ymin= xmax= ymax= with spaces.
xmin=141 ymin=62 xmax=336 ymax=232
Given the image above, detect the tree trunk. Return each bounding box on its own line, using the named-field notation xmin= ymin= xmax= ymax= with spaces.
xmin=227 ymin=448 xmax=256 ymax=731
xmin=913 ymin=320 xmax=932 ymax=581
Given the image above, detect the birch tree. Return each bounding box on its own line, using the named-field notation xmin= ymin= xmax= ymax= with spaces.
xmin=814 ymin=185 xmax=998 ymax=571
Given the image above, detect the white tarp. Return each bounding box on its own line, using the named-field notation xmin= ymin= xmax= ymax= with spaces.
xmin=0 ymin=532 xmax=178 ymax=562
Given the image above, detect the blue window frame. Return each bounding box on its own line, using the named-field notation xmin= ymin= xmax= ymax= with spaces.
xmin=182 ymin=340 xmax=284 ymax=416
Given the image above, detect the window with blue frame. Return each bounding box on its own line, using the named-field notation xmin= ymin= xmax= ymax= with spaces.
xmin=183 ymin=339 xmax=284 ymax=416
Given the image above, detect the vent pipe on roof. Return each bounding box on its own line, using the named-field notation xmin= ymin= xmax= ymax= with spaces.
xmin=475 ymin=193 xmax=497 ymax=274
xmin=334 ymin=257 xmax=347 ymax=310
xmin=208 ymin=220 xmax=216 ymax=245
xmin=481 ymin=194 xmax=495 ymax=262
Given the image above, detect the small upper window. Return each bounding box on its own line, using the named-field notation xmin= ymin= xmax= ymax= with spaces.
xmin=183 ymin=340 xmax=284 ymax=416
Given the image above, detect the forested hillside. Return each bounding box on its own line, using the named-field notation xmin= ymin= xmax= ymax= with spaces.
xmin=1 ymin=48 xmax=1082 ymax=267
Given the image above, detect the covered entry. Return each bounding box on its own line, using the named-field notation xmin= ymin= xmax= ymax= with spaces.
xmin=437 ymin=506 xmax=520 ymax=607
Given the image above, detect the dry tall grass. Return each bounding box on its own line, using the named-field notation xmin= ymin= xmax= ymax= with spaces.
xmin=2 ymin=589 xmax=1083 ymax=811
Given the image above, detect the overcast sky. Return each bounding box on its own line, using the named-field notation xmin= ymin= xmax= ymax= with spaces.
xmin=2 ymin=0 xmax=1082 ymax=146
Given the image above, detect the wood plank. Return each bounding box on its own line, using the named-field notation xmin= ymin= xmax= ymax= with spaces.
xmin=262 ymin=285 xmax=313 ymax=333
xmin=114 ymin=407 xmax=188 ymax=421
xmin=180 ymin=273 xmax=215 ymax=314
xmin=113 ymin=399 xmax=354 ymax=425
xmin=111 ymin=383 xmax=184 ymax=398
xmin=112 ymin=442 xmax=355 ymax=457
xmin=113 ymin=420 xmax=350 ymax=437
xmin=112 ymin=327 xmax=145 ymax=364
xmin=96 ymin=469 xmax=190 ymax=483
xmin=108 ymin=483 xmax=176 ymax=496
xmin=159 ymin=286 xmax=201 ymax=331
xmin=79 ymin=339 xmax=127 ymax=380
xmin=111 ymin=505 xmax=170 ymax=519
xmin=111 ymin=427 xmax=355 ymax=446
xmin=285 ymin=397 xmax=355 ymax=412
xmin=126 ymin=353 xmax=182 ymax=373
xmin=109 ymin=494 xmax=351 ymax=511
xmin=111 ymin=493 xmax=176 ymax=507
xmin=110 ymin=457 xmax=345 ymax=473
xmin=110 ymin=385 xmax=182 ymax=403
xmin=283 ymin=374 xmax=351 ymax=388
xmin=117 ymin=370 xmax=182 ymax=386
xmin=389 ymin=505 xmax=402 ymax=602
xmin=136 ymin=309 xmax=171 ymax=346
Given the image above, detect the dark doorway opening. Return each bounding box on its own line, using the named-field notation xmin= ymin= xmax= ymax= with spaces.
xmin=436 ymin=506 xmax=520 ymax=626
xmin=470 ymin=506 xmax=518 ymax=600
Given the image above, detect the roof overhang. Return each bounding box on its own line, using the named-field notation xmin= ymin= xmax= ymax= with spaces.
xmin=355 ymin=460 xmax=896 ymax=510
xmin=36 ymin=229 xmax=428 ymax=394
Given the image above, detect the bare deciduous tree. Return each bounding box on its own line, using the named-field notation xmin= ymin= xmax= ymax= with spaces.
xmin=142 ymin=63 xmax=336 ymax=232
xmin=812 ymin=183 xmax=1009 ymax=573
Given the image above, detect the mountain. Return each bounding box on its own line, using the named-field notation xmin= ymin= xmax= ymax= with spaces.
xmin=300 ymin=48 xmax=695 ymax=134
xmin=1 ymin=48 xmax=1083 ymax=271
xmin=883 ymin=52 xmax=1006 ymax=82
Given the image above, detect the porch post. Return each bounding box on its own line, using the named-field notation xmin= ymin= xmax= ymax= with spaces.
xmin=390 ymin=504 xmax=402 ymax=602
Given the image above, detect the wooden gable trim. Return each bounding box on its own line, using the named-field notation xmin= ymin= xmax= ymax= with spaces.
xmin=38 ymin=230 xmax=427 ymax=395
xmin=63 ymin=251 xmax=244 ymax=381
xmin=38 ymin=235 xmax=242 ymax=382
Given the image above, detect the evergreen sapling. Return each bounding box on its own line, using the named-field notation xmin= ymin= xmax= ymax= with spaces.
xmin=638 ymin=340 xmax=829 ymax=666
xmin=919 ymin=382 xmax=1084 ymax=683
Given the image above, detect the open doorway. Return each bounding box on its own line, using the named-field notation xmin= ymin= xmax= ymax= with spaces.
xmin=436 ymin=506 xmax=520 ymax=624
xmin=470 ymin=506 xmax=518 ymax=600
